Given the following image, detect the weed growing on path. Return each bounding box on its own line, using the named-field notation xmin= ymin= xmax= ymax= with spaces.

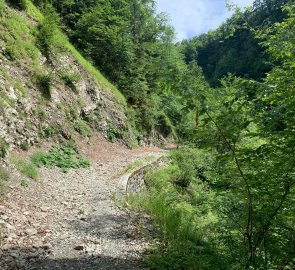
xmin=32 ymin=146 xmax=90 ymax=173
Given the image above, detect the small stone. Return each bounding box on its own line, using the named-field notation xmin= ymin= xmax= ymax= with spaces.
xmin=40 ymin=207 xmax=50 ymax=213
xmin=3 ymin=222 xmax=14 ymax=230
xmin=9 ymin=233 xmax=18 ymax=239
xmin=1 ymin=215 xmax=9 ymax=220
xmin=74 ymin=245 xmax=84 ymax=251
xmin=42 ymin=244 xmax=52 ymax=250
xmin=9 ymin=252 xmax=20 ymax=259
xmin=25 ymin=228 xmax=38 ymax=236
xmin=33 ymin=241 xmax=43 ymax=248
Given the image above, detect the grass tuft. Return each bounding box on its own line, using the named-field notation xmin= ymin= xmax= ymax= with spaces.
xmin=0 ymin=166 xmax=9 ymax=200
xmin=10 ymin=156 xmax=38 ymax=179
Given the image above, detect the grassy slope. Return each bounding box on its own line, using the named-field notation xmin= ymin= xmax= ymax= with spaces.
xmin=25 ymin=0 xmax=127 ymax=105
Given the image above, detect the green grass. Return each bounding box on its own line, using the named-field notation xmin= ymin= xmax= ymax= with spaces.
xmin=0 ymin=166 xmax=9 ymax=200
xmin=0 ymin=0 xmax=5 ymax=16
xmin=25 ymin=0 xmax=126 ymax=105
xmin=10 ymin=156 xmax=38 ymax=179
xmin=124 ymin=159 xmax=144 ymax=173
xmin=2 ymin=0 xmax=126 ymax=107
xmin=74 ymin=120 xmax=92 ymax=138
xmin=25 ymin=0 xmax=43 ymax=20
xmin=0 ymin=89 xmax=16 ymax=108
xmin=0 ymin=7 xmax=39 ymax=62
xmin=65 ymin=43 xmax=126 ymax=105
xmin=127 ymin=149 xmax=220 ymax=270
xmin=14 ymin=81 xmax=27 ymax=97
xmin=145 ymin=155 xmax=155 ymax=162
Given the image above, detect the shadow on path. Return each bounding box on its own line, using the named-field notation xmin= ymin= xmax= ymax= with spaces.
xmin=0 ymin=246 xmax=147 ymax=270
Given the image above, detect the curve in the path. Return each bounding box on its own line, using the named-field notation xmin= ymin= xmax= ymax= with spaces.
xmin=0 ymin=150 xmax=162 ymax=270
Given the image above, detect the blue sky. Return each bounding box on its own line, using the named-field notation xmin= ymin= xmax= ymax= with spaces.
xmin=156 ymin=0 xmax=254 ymax=41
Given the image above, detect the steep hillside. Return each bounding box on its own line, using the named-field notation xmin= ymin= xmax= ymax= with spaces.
xmin=0 ymin=0 xmax=137 ymax=157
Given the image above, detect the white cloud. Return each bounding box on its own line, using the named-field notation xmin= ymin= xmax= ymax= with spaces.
xmin=156 ymin=0 xmax=254 ymax=41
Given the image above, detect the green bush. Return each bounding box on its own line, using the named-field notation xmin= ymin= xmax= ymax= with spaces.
xmin=0 ymin=137 xmax=8 ymax=158
xmin=74 ymin=120 xmax=92 ymax=138
xmin=20 ymin=179 xmax=28 ymax=188
xmin=6 ymin=0 xmax=26 ymax=10
xmin=36 ymin=74 xmax=51 ymax=99
xmin=41 ymin=126 xmax=54 ymax=138
xmin=107 ymin=126 xmax=122 ymax=143
xmin=32 ymin=146 xmax=90 ymax=173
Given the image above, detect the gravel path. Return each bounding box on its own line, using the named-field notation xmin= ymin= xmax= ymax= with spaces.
xmin=0 ymin=142 xmax=162 ymax=270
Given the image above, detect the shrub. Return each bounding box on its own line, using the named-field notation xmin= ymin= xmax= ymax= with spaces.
xmin=41 ymin=126 xmax=54 ymax=138
xmin=20 ymin=179 xmax=28 ymax=188
xmin=107 ymin=126 xmax=122 ymax=143
xmin=36 ymin=74 xmax=51 ymax=99
xmin=74 ymin=120 xmax=92 ymax=138
xmin=32 ymin=146 xmax=90 ymax=173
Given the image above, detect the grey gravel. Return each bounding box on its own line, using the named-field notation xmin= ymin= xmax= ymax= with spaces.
xmin=0 ymin=151 xmax=161 ymax=270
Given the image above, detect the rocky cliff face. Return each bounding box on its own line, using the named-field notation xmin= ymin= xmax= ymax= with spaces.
xmin=0 ymin=3 xmax=135 ymax=155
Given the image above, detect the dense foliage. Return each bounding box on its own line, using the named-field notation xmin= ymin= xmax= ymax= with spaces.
xmin=129 ymin=1 xmax=295 ymax=270
xmin=3 ymin=0 xmax=294 ymax=269
xmin=180 ymin=0 xmax=289 ymax=86
xmin=30 ymin=0 xmax=203 ymax=140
